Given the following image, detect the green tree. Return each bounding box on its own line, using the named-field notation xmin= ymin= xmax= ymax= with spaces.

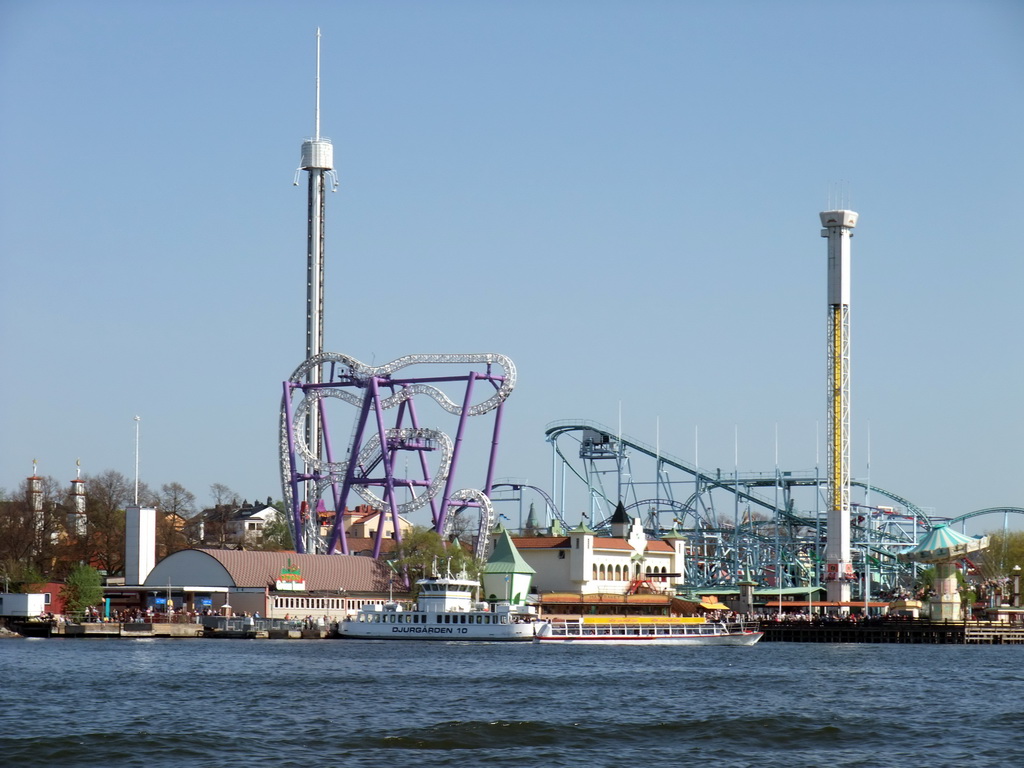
xmin=60 ymin=564 xmax=104 ymax=615
xmin=0 ymin=559 xmax=46 ymax=592
xmin=976 ymin=531 xmax=1024 ymax=580
xmin=253 ymin=506 xmax=294 ymax=551
xmin=391 ymin=526 xmax=480 ymax=589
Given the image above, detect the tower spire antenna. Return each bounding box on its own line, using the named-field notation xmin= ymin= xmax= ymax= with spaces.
xmin=315 ymin=27 xmax=321 ymax=140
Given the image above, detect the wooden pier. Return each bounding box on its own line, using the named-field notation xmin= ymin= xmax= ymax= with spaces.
xmin=761 ymin=619 xmax=1024 ymax=644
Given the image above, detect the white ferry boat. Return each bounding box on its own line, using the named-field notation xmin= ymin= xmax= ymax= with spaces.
xmin=534 ymin=616 xmax=762 ymax=645
xmin=338 ymin=575 xmax=539 ymax=641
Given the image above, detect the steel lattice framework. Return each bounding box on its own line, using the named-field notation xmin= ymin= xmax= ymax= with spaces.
xmin=543 ymin=420 xmax=940 ymax=597
xmin=280 ymin=352 xmax=516 ymax=558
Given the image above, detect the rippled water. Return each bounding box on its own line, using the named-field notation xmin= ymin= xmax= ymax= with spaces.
xmin=1 ymin=638 xmax=1020 ymax=767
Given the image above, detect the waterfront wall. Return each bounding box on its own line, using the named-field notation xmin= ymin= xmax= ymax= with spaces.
xmin=761 ymin=618 xmax=1024 ymax=644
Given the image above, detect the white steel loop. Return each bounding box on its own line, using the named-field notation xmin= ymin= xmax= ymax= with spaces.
xmin=443 ymin=488 xmax=496 ymax=562
xmin=290 ymin=388 xmax=362 ymax=473
xmin=349 ymin=428 xmax=453 ymax=516
xmin=288 ymin=352 xmax=516 ymax=417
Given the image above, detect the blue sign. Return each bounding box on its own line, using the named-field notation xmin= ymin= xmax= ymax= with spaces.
xmin=155 ymin=597 xmax=166 ymax=605
xmin=201 ymin=598 xmax=212 ymax=607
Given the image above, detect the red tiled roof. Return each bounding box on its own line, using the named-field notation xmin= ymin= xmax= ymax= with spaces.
xmin=645 ymin=540 xmax=674 ymax=553
xmin=593 ymin=539 xmax=632 ymax=551
xmin=511 ymin=537 xmax=571 ymax=549
xmin=513 ymin=536 xmax=676 ymax=554
xmin=194 ymin=549 xmax=394 ymax=592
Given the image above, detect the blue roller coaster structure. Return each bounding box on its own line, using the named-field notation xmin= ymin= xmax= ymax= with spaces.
xmin=530 ymin=420 xmax=1024 ymax=596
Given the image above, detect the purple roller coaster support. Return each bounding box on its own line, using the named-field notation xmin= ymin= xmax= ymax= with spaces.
xmin=291 ymin=354 xmax=514 ymax=560
xmin=436 ymin=372 xmax=477 ymax=535
xmin=405 ymin=397 xmax=442 ymax=528
xmin=370 ymin=377 xmax=403 ymax=560
xmin=319 ymin=394 xmax=348 ymax=554
xmin=483 ymin=377 xmax=505 ymax=497
xmin=282 ymin=381 xmax=306 ymax=554
xmin=325 ymin=390 xmax=375 ymax=555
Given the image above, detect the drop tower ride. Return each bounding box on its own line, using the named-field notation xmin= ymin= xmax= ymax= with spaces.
xmin=295 ymin=29 xmax=336 ymax=552
xmin=820 ymin=209 xmax=858 ymax=606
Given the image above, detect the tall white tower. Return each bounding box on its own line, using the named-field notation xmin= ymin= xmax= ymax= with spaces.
xmin=296 ymin=29 xmax=336 ymax=553
xmin=820 ymin=209 xmax=858 ymax=606
xmin=69 ymin=461 xmax=87 ymax=538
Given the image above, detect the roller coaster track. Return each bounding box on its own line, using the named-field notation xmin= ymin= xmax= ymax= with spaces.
xmin=490 ymin=482 xmax=566 ymax=529
xmin=548 ymin=421 xmax=933 ymax=528
xmin=947 ymin=507 xmax=1024 ymax=527
xmin=545 ymin=420 xmax=933 ymax=529
xmin=280 ymin=351 xmax=516 ymax=556
xmin=544 ymin=420 xmax=948 ymax=590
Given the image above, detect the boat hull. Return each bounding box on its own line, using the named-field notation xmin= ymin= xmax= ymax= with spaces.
xmin=338 ymin=623 xmax=536 ymax=641
xmin=534 ymin=620 xmax=762 ymax=646
xmin=534 ymin=631 xmax=762 ymax=646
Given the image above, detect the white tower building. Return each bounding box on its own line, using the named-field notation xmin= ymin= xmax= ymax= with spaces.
xmin=69 ymin=462 xmax=87 ymax=538
xmin=820 ymin=209 xmax=858 ymax=606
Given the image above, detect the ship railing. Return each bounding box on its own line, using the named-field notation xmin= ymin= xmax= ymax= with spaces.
xmin=545 ymin=618 xmax=761 ymax=637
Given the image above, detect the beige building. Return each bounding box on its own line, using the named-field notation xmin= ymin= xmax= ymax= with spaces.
xmin=508 ymin=511 xmax=687 ymax=596
xmin=336 ymin=505 xmax=413 ymax=540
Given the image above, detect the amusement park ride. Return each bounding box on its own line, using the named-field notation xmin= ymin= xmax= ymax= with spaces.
xmin=278 ymin=32 xmax=1022 ymax=604
xmin=279 ymin=351 xmax=515 ymax=559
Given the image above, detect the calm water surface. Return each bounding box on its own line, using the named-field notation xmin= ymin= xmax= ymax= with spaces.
xmin=0 ymin=638 xmax=1020 ymax=767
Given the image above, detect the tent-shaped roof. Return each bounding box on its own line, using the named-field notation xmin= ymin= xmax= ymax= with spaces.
xmin=609 ymin=501 xmax=631 ymax=525
xmin=483 ymin=529 xmax=535 ymax=575
xmin=900 ymin=525 xmax=989 ymax=564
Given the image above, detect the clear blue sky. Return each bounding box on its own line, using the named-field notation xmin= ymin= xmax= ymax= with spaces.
xmin=1 ymin=1 xmax=1021 ymax=532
